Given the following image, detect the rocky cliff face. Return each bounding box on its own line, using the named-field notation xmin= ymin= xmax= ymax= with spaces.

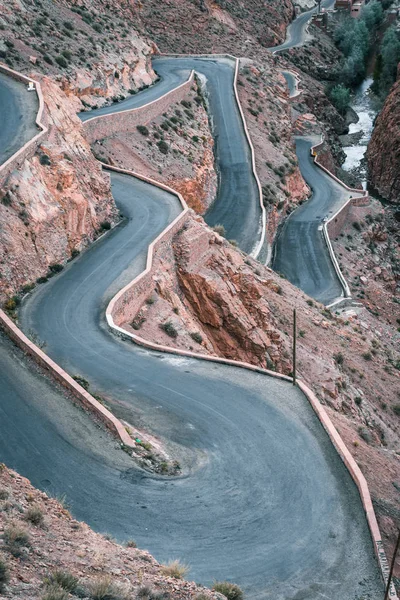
xmin=367 ymin=65 xmax=400 ymax=203
xmin=138 ymin=0 xmax=294 ymax=54
xmin=0 ymin=0 xmax=157 ymax=108
xmin=0 ymin=77 xmax=118 ymax=300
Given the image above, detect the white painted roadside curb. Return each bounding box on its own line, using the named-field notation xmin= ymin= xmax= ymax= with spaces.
xmin=157 ymin=53 xmax=267 ymax=260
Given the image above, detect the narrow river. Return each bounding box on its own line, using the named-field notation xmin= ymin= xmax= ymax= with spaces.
xmin=341 ymin=76 xmax=378 ymax=188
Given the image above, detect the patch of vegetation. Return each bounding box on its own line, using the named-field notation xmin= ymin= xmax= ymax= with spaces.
xmin=333 ymin=352 xmax=344 ymax=365
xmin=39 ymin=153 xmax=51 ymax=166
xmin=0 ymin=557 xmax=10 ymax=592
xmin=55 ymin=55 xmax=68 ymax=68
xmin=212 ymin=224 xmax=226 ymax=237
xmin=41 ymin=585 xmax=69 ymax=600
xmin=72 ymin=375 xmax=90 ymax=390
xmin=212 ymin=581 xmax=244 ymax=600
xmin=190 ymin=332 xmax=203 ymax=344
xmin=362 ymin=352 xmax=372 ymax=361
xmin=160 ymin=321 xmax=178 ymax=338
xmin=44 ymin=570 xmax=78 ymax=593
xmin=392 ymin=404 xmax=400 ymax=417
xmin=100 ymin=221 xmax=111 ymax=231
xmin=24 ymin=505 xmax=44 ymax=526
xmin=157 ymin=140 xmax=169 ymax=155
xmin=88 ymin=575 xmax=129 ymax=600
xmin=137 ymin=125 xmax=149 ymax=136
xmin=3 ymin=523 xmax=30 ymax=556
xmin=160 ymin=560 xmax=189 ymax=579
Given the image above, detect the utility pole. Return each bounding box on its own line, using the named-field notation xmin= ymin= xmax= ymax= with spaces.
xmin=384 ymin=530 xmax=400 ymax=600
xmin=293 ymin=308 xmax=297 ymax=386
xmin=316 ymin=0 xmax=322 ymax=14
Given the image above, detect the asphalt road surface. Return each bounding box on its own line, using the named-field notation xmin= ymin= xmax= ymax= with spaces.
xmin=272 ymin=138 xmax=364 ymax=305
xmin=0 ymin=72 xmax=39 ymax=166
xmin=79 ymin=57 xmax=262 ymax=257
xmin=270 ymin=0 xmax=336 ymax=53
xmin=14 ymin=170 xmax=383 ymax=599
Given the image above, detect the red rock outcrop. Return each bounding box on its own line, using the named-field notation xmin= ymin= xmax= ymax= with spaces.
xmin=0 ymin=77 xmax=118 ymax=300
xmin=367 ymin=64 xmax=400 ymax=203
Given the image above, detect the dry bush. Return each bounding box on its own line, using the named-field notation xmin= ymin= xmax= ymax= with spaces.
xmin=160 ymin=559 xmax=189 ymax=579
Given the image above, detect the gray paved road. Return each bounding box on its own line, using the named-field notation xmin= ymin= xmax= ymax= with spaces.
xmin=0 ymin=72 xmax=39 ymax=166
xmin=272 ymin=138 xmax=354 ymax=304
xmin=14 ymin=170 xmax=383 ymax=599
xmin=79 ymin=57 xmax=262 ymax=256
xmin=270 ymin=0 xmax=336 ymax=53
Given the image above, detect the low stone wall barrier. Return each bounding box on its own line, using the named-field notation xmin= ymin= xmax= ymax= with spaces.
xmin=0 ymin=309 xmax=135 ymax=449
xmin=82 ymin=71 xmax=195 ymax=144
xmin=0 ymin=64 xmax=49 ymax=189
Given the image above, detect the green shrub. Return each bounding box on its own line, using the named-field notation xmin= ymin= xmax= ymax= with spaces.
xmin=63 ymin=20 xmax=74 ymax=30
xmin=362 ymin=352 xmax=372 ymax=361
xmin=40 ymin=153 xmax=51 ymax=166
xmin=41 ymin=585 xmax=69 ymax=600
xmin=160 ymin=321 xmax=178 ymax=338
xmin=212 ymin=581 xmax=243 ymax=600
xmin=190 ymin=332 xmax=203 ymax=344
xmin=43 ymin=54 xmax=53 ymax=65
xmin=4 ymin=523 xmax=30 ymax=556
xmin=0 ymin=558 xmax=9 ymax=592
xmin=212 ymin=224 xmax=226 ymax=237
xmin=49 ymin=263 xmax=64 ymax=273
xmin=24 ymin=505 xmax=44 ymax=526
xmin=333 ymin=352 xmax=344 ymax=365
xmin=55 ymin=55 xmax=68 ymax=68
xmin=100 ymin=221 xmax=111 ymax=231
xmin=36 ymin=276 xmax=48 ymax=284
xmin=157 ymin=140 xmax=169 ymax=155
xmin=61 ymin=49 xmax=72 ymax=60
xmin=45 ymin=570 xmax=78 ymax=593
xmin=72 ymin=375 xmax=90 ymax=390
xmin=88 ymin=575 xmax=129 ymax=599
xmin=160 ymin=560 xmax=189 ymax=579
xmin=125 ymin=539 xmax=137 ymax=548
xmin=392 ymin=404 xmax=400 ymax=417
xmin=137 ymin=125 xmax=149 ymax=136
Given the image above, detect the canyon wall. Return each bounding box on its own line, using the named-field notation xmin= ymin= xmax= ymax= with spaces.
xmin=367 ymin=64 xmax=400 ymax=203
xmin=0 ymin=76 xmax=117 ymax=300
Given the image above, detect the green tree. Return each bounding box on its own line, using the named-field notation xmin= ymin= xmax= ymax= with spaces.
xmin=329 ymin=84 xmax=351 ymax=115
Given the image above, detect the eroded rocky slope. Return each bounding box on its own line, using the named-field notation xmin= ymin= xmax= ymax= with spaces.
xmin=0 ymin=465 xmax=218 ymax=600
xmin=137 ymin=0 xmax=294 ymax=54
xmin=367 ymin=64 xmax=400 ymax=203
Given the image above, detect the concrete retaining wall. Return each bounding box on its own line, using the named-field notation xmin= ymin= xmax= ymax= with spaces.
xmin=310 ymin=137 xmax=369 ymax=304
xmin=0 ymin=64 xmax=49 ymax=188
xmin=82 ymin=71 xmax=195 ymax=144
xmin=0 ymin=308 xmax=135 ymax=449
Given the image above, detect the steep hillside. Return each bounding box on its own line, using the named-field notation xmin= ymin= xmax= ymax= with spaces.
xmin=0 ymin=465 xmax=218 ymax=600
xmin=137 ymin=0 xmax=294 ymax=54
xmin=0 ymin=0 xmax=159 ymax=301
xmin=0 ymin=0 xmax=156 ymax=107
xmin=367 ymin=65 xmax=400 ymax=203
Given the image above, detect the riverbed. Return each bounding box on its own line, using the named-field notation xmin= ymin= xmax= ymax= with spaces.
xmin=341 ymin=76 xmax=379 ymax=188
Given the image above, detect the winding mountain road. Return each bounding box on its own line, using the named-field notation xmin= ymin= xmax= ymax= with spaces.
xmin=0 ymin=7 xmax=383 ymax=599
xmin=0 ymin=72 xmax=38 ymax=165
xmin=272 ymin=137 xmax=361 ymax=305
xmin=82 ymin=57 xmax=263 ymax=257
xmin=270 ymin=0 xmax=336 ymax=53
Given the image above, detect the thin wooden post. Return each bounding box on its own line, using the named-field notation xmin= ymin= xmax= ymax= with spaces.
xmin=384 ymin=530 xmax=400 ymax=600
xmin=293 ymin=308 xmax=297 ymax=386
